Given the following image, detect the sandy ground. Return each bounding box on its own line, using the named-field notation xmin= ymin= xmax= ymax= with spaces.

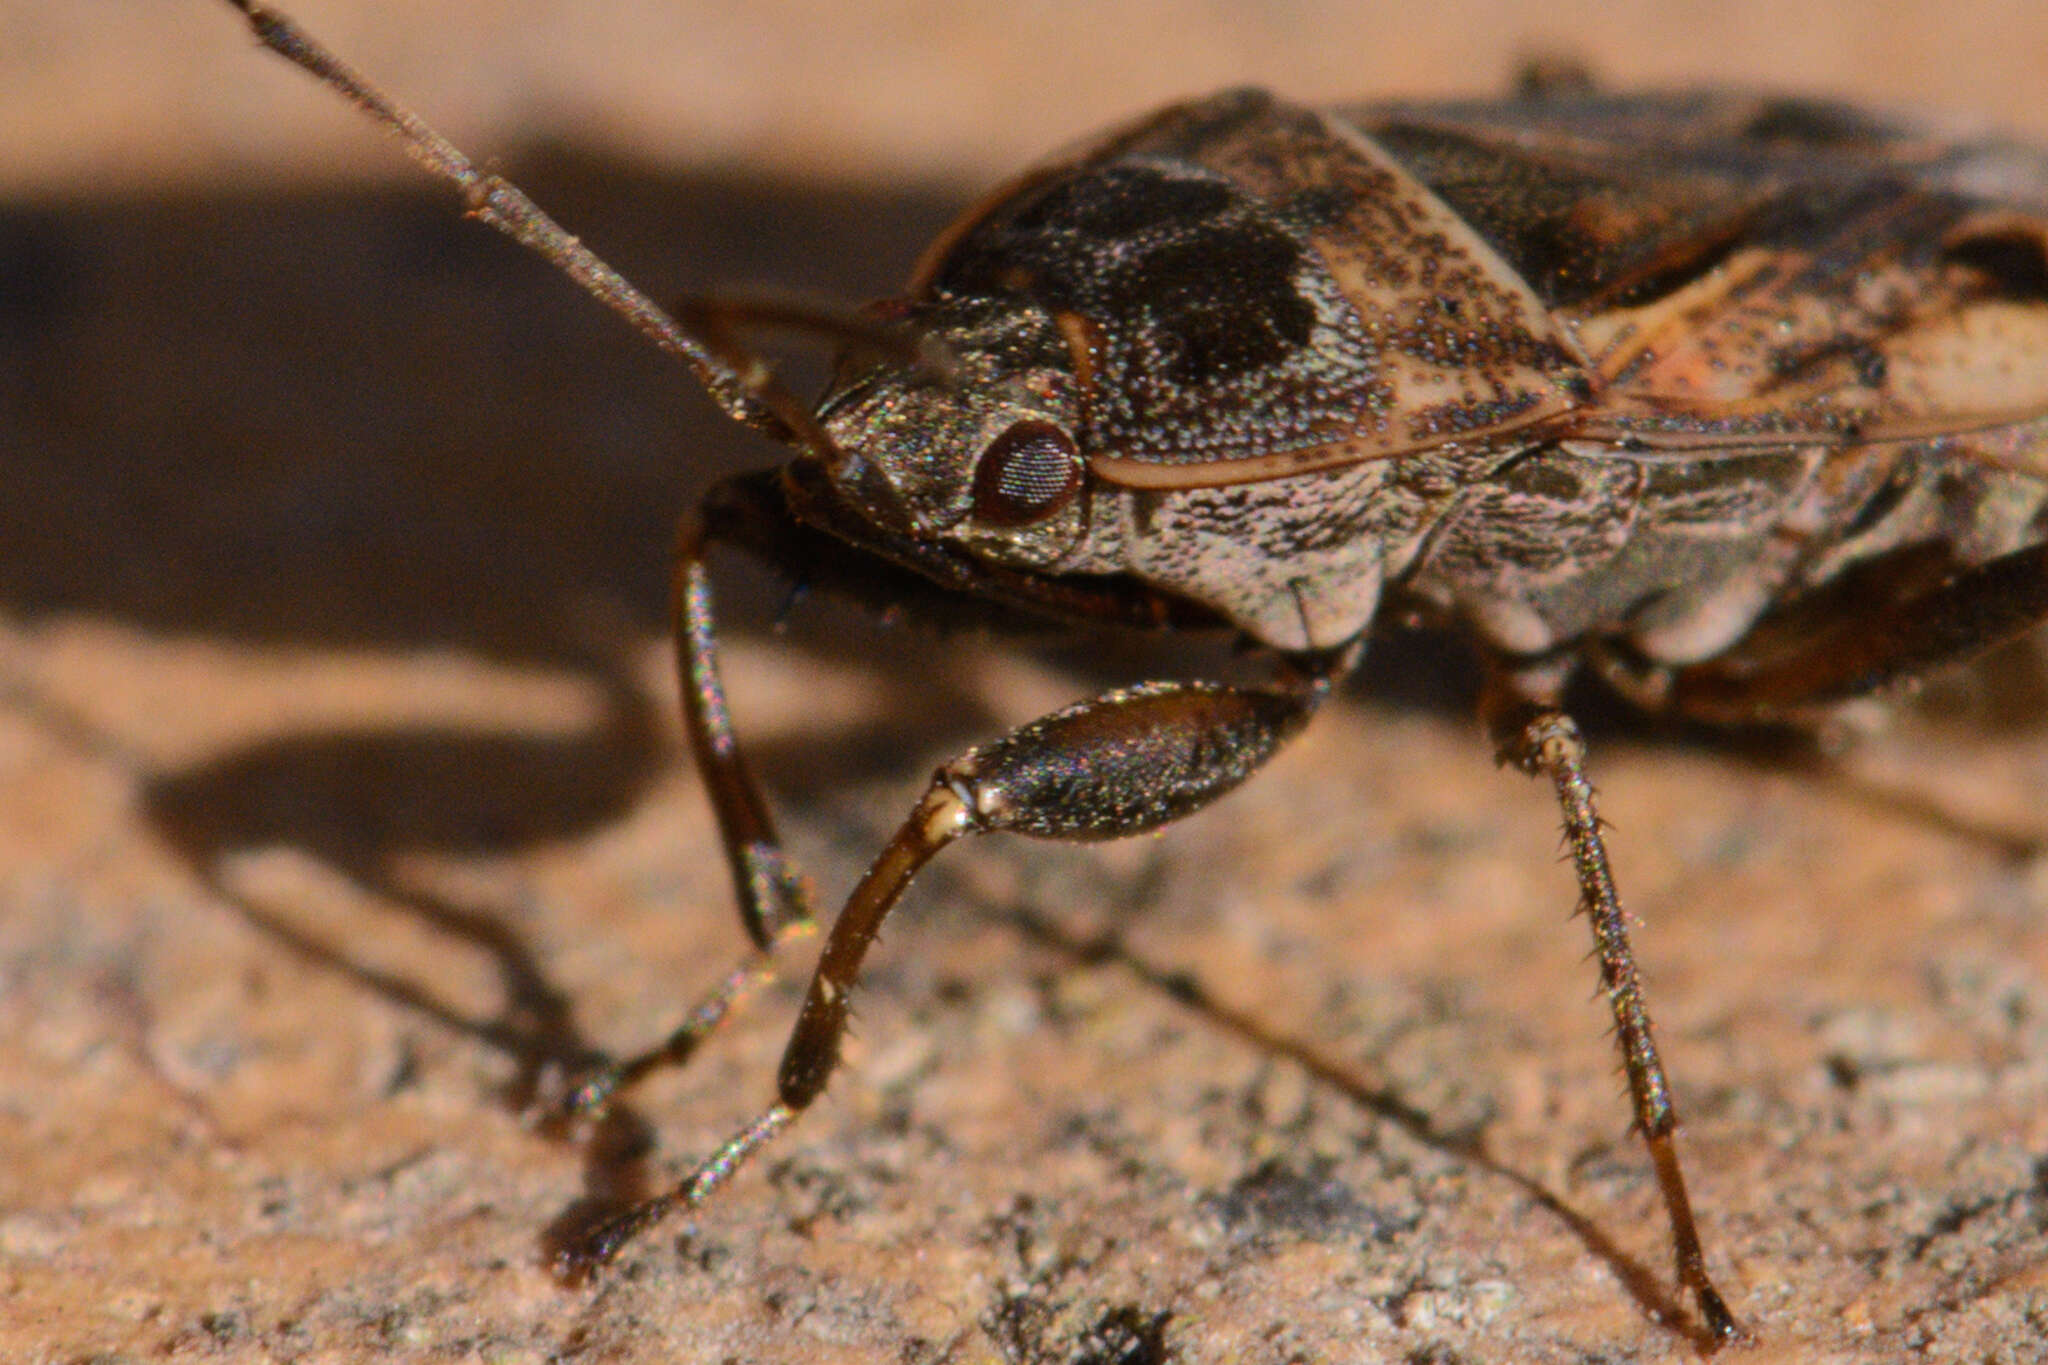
xmin=6 ymin=2 xmax=2048 ymax=1361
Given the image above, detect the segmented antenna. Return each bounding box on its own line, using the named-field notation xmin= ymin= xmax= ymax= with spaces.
xmin=221 ymin=0 xmax=883 ymax=465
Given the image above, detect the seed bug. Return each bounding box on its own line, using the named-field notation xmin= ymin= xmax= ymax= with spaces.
xmin=220 ymin=1 xmax=2048 ymax=1347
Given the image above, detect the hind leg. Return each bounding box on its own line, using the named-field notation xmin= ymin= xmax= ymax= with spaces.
xmin=1657 ymin=542 xmax=2048 ymax=725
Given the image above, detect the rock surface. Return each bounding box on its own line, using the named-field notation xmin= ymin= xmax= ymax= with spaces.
xmin=5 ymin=3 xmax=2048 ymax=1361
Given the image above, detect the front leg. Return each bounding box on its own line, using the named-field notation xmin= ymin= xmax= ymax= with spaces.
xmin=549 ymin=507 xmax=820 ymax=1120
xmin=552 ymin=660 xmax=1342 ymax=1278
xmin=562 ymin=469 xmax=1226 ymax=1118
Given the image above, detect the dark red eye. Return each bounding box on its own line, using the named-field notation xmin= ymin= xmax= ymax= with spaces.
xmin=970 ymin=421 xmax=1082 ymax=527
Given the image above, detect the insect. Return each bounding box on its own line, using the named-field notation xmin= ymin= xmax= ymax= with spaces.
xmin=221 ymin=1 xmax=2048 ymax=1348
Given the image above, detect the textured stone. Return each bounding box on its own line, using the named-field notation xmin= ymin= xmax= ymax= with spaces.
xmin=5 ymin=4 xmax=2048 ymax=1362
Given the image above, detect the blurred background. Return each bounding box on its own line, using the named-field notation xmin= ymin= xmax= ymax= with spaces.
xmin=9 ymin=0 xmax=2048 ymax=196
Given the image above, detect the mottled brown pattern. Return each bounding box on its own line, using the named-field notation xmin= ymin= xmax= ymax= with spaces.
xmin=925 ymin=91 xmax=1587 ymax=488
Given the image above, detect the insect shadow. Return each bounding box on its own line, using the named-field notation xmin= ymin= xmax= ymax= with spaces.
xmin=124 ymin=615 xmax=1013 ymax=1228
xmin=0 ymin=148 xmax=986 ymax=1219
xmin=133 ymin=633 xmax=658 ymax=1104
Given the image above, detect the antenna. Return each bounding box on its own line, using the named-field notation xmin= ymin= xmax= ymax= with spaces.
xmin=220 ymin=0 xmax=883 ymax=463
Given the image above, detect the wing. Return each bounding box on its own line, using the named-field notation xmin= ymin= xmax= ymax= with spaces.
xmin=1351 ymin=91 xmax=2048 ymax=470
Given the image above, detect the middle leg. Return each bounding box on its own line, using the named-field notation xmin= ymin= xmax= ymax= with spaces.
xmin=1485 ymin=665 xmax=1745 ymax=1346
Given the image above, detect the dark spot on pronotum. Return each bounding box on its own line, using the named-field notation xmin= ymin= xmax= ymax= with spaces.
xmin=1946 ymin=227 xmax=2048 ymax=300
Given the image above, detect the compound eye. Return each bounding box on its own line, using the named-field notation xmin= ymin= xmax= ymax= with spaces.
xmin=970 ymin=421 xmax=1083 ymax=527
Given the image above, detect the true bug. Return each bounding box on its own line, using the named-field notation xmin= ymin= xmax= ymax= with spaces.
xmin=220 ymin=1 xmax=2048 ymax=1347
